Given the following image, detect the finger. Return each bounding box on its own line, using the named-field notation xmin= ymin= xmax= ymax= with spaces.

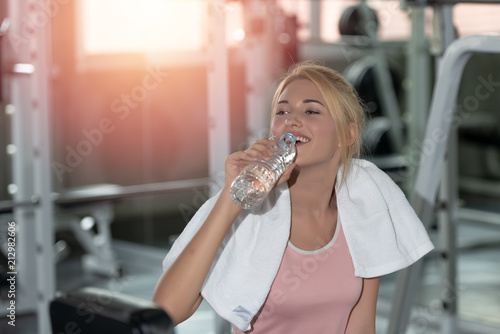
xmin=226 ymin=138 xmax=275 ymax=173
xmin=244 ymin=139 xmax=274 ymax=158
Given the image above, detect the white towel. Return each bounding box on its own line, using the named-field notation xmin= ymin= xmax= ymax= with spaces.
xmin=336 ymin=159 xmax=434 ymax=277
xmin=162 ymin=182 xmax=291 ymax=331
xmin=162 ymin=159 xmax=434 ymax=331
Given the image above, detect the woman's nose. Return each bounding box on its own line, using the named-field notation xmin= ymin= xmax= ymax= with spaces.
xmin=285 ymin=113 xmax=302 ymax=127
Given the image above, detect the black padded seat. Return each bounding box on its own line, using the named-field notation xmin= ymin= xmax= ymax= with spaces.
xmin=50 ymin=287 xmax=175 ymax=334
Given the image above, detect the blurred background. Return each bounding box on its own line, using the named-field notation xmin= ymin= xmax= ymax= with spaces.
xmin=0 ymin=1 xmax=499 ymax=333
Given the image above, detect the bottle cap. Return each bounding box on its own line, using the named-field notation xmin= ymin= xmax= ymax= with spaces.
xmin=283 ymin=133 xmax=296 ymax=145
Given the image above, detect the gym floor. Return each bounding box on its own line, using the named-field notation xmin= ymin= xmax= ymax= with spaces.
xmin=1 ymin=215 xmax=499 ymax=334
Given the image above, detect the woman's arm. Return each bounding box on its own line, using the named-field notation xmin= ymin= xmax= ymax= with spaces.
xmin=153 ymin=139 xmax=295 ymax=325
xmin=344 ymin=277 xmax=380 ymax=334
xmin=153 ymin=188 xmax=242 ymax=324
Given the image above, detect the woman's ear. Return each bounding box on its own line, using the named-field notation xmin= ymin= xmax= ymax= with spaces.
xmin=347 ymin=123 xmax=357 ymax=146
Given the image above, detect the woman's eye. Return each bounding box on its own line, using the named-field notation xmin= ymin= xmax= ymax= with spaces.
xmin=305 ymin=110 xmax=320 ymax=114
xmin=276 ymin=110 xmax=288 ymax=115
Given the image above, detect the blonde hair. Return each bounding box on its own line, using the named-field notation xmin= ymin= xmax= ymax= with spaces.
xmin=270 ymin=61 xmax=365 ymax=186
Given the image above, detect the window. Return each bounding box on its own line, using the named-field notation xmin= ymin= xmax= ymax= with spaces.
xmin=76 ymin=0 xmax=208 ymax=69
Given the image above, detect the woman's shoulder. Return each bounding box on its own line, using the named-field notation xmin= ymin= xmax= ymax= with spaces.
xmin=352 ymin=158 xmax=381 ymax=172
xmin=348 ymin=159 xmax=393 ymax=183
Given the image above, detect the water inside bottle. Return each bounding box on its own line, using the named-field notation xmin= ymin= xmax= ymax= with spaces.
xmin=230 ymin=133 xmax=296 ymax=209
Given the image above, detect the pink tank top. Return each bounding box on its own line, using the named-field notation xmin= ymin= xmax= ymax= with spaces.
xmin=233 ymin=220 xmax=362 ymax=334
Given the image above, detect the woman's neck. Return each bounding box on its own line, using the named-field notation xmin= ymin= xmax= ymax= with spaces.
xmin=288 ymin=162 xmax=340 ymax=216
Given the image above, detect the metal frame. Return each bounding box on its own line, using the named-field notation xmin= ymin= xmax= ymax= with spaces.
xmin=433 ymin=5 xmax=459 ymax=333
xmin=0 ymin=1 xmax=57 ymax=333
xmin=207 ymin=0 xmax=231 ymax=195
xmin=388 ymin=35 xmax=500 ymax=334
xmin=242 ymin=0 xmax=271 ymax=141
xmin=404 ymin=3 xmax=432 ymax=189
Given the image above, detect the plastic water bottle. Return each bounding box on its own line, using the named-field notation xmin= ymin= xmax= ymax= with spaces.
xmin=230 ymin=133 xmax=296 ymax=209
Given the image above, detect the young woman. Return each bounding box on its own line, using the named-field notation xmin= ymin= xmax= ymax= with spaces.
xmin=153 ymin=62 xmax=433 ymax=333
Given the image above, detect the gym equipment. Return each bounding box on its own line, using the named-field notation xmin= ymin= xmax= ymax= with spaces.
xmin=340 ymin=2 xmax=405 ymax=155
xmin=55 ymin=179 xmax=210 ymax=277
xmin=50 ymin=287 xmax=175 ymax=334
xmin=388 ymin=34 xmax=500 ymax=334
xmin=338 ymin=4 xmax=379 ymax=37
xmin=344 ymin=56 xmax=403 ymax=156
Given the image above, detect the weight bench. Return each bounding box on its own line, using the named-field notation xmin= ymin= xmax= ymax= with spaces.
xmin=50 ymin=287 xmax=175 ymax=334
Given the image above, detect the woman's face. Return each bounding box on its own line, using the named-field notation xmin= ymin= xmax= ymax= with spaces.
xmin=270 ymin=79 xmax=341 ymax=167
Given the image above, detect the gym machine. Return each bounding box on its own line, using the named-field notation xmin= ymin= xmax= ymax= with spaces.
xmin=388 ymin=32 xmax=500 ymax=334
xmin=387 ymin=0 xmax=500 ymax=333
xmin=340 ymin=1 xmax=406 ymax=157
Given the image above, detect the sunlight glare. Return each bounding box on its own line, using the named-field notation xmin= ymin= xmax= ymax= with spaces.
xmin=82 ymin=0 xmax=206 ymax=54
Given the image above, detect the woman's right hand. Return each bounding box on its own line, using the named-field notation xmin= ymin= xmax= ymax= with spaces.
xmin=223 ymin=138 xmax=296 ymax=191
xmin=223 ymin=138 xmax=276 ymax=189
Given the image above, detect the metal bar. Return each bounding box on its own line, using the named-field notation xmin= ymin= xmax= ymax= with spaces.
xmin=7 ymin=0 xmax=38 ymax=323
xmin=459 ymin=176 xmax=500 ymax=198
xmin=0 ymin=178 xmax=210 ymax=213
xmin=459 ymin=208 xmax=500 ymax=226
xmin=32 ymin=3 xmax=56 ymax=332
xmin=388 ymin=195 xmax=434 ymax=334
xmin=0 ymin=197 xmax=40 ymax=213
xmin=405 ymin=5 xmax=431 ymax=189
xmin=438 ymin=130 xmax=459 ymax=334
xmin=310 ymin=0 xmax=321 ymax=41
xmin=207 ymin=0 xmax=231 ymax=196
xmin=434 ymin=6 xmax=459 ymax=333
xmin=1 ymin=177 xmax=211 ymax=211
xmin=54 ymin=177 xmax=211 ymax=207
xmin=243 ymin=0 xmax=273 ymax=141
